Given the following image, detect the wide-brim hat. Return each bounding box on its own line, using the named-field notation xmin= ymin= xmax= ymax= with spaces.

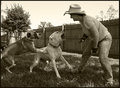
xmin=64 ymin=4 xmax=86 ymax=15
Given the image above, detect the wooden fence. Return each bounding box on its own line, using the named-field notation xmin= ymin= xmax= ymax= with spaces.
xmin=34 ymin=19 xmax=119 ymax=58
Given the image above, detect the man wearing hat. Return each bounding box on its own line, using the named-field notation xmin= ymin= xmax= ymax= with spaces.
xmin=64 ymin=4 xmax=113 ymax=86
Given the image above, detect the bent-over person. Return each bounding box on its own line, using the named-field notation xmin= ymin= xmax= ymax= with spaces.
xmin=64 ymin=4 xmax=113 ymax=87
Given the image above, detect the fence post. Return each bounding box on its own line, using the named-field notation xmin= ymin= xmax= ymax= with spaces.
xmin=43 ymin=28 xmax=46 ymax=47
xmin=62 ymin=24 xmax=65 ymax=50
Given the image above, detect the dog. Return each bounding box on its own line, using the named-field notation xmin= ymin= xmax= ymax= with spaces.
xmin=1 ymin=30 xmax=42 ymax=73
xmin=1 ymin=41 xmax=8 ymax=51
xmin=30 ymin=30 xmax=73 ymax=78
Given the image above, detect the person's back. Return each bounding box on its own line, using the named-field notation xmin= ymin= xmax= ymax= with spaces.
xmin=81 ymin=15 xmax=111 ymax=42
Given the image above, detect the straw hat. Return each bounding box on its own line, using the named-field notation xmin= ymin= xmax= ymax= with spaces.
xmin=64 ymin=4 xmax=85 ymax=15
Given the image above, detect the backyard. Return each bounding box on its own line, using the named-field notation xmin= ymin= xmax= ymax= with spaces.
xmin=1 ymin=52 xmax=119 ymax=87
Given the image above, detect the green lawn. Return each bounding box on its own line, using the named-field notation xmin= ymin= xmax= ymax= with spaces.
xmin=1 ymin=52 xmax=119 ymax=87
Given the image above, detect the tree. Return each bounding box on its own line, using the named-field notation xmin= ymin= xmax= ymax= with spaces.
xmin=38 ymin=22 xmax=46 ymax=33
xmin=38 ymin=22 xmax=54 ymax=31
xmin=106 ymin=5 xmax=118 ymax=20
xmin=1 ymin=4 xmax=31 ymax=41
xmin=96 ymin=5 xmax=118 ymax=21
xmin=46 ymin=22 xmax=54 ymax=27
xmin=38 ymin=21 xmax=53 ymax=46
xmin=38 ymin=22 xmax=46 ymax=28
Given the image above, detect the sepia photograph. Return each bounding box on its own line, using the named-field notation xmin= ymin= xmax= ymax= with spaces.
xmin=1 ymin=0 xmax=119 ymax=87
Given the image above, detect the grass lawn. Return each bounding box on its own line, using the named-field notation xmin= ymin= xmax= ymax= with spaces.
xmin=1 ymin=52 xmax=119 ymax=87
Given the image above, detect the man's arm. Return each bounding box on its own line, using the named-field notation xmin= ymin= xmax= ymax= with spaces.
xmin=89 ymin=26 xmax=99 ymax=48
xmin=79 ymin=34 xmax=88 ymax=43
xmin=87 ymin=21 xmax=99 ymax=48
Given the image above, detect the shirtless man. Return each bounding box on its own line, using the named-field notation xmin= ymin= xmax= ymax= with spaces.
xmin=64 ymin=4 xmax=113 ymax=86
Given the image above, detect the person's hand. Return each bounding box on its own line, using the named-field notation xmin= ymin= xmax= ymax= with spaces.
xmin=92 ymin=47 xmax=98 ymax=53
xmin=79 ymin=34 xmax=88 ymax=43
xmin=79 ymin=38 xmax=85 ymax=43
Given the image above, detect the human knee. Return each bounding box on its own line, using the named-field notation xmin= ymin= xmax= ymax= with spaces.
xmin=99 ymin=56 xmax=110 ymax=64
xmin=82 ymin=52 xmax=91 ymax=59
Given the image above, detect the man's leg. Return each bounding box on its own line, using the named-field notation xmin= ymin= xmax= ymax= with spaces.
xmin=98 ymin=37 xmax=113 ymax=86
xmin=78 ymin=39 xmax=92 ymax=72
